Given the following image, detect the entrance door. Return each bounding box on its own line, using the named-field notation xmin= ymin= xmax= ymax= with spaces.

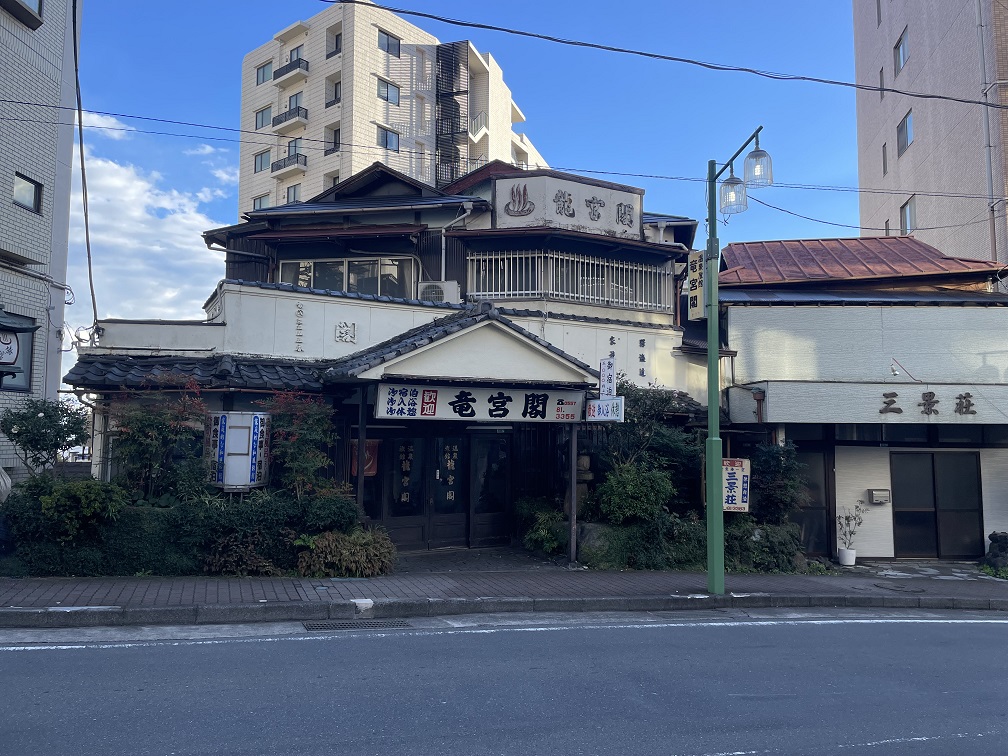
xmin=891 ymin=452 xmax=983 ymax=558
xmin=470 ymin=434 xmax=511 ymax=547
xmin=428 ymin=436 xmax=468 ymax=548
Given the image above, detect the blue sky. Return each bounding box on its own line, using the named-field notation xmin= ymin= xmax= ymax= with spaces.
xmin=66 ymin=0 xmax=858 ymax=333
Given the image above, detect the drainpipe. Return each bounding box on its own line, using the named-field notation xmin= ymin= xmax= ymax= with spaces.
xmin=977 ymin=0 xmax=998 ymax=261
xmin=440 ymin=202 xmax=474 ymax=281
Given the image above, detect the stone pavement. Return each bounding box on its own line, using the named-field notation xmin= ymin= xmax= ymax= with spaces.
xmin=1 ymin=548 xmax=1006 ymax=628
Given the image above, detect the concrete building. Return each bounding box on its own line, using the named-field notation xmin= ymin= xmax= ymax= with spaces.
xmin=0 ymin=0 xmax=77 ymax=481
xmin=853 ymin=0 xmax=1008 ymax=263
xmin=237 ymin=0 xmax=547 ymax=216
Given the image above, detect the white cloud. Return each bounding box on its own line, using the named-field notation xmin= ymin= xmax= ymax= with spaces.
xmin=66 ymin=148 xmax=228 ymax=334
xmin=197 ymin=187 xmax=227 ymax=203
xmin=184 ymin=144 xmax=225 ymax=156
xmin=211 ymin=166 xmax=239 ymax=185
xmin=78 ymin=111 xmax=135 ymax=140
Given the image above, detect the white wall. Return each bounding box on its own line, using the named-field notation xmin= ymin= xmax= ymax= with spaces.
xmin=981 ymin=448 xmax=1008 ymax=539
xmin=834 ymin=446 xmax=895 ymax=558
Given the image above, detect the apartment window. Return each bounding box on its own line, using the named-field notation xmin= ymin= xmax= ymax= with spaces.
xmin=288 ymin=91 xmax=303 ymax=110
xmin=894 ymin=27 xmax=908 ymax=76
xmin=326 ymin=127 xmax=341 ymax=153
xmin=876 ymin=0 xmax=882 ymax=26
xmin=897 ymin=109 xmax=913 ymax=156
xmin=327 ymin=31 xmax=343 ymax=58
xmin=884 ymin=219 xmax=890 ymax=236
xmin=289 ymin=44 xmax=304 ymax=62
xmin=331 ymin=175 xmax=340 ymax=188
xmin=378 ymin=126 xmax=400 ymax=152
xmin=13 ymin=173 xmax=42 ymax=212
xmin=0 ymin=0 xmax=43 ymax=30
xmin=378 ymin=30 xmax=401 ymax=57
xmin=254 ymin=106 xmax=272 ymax=130
xmin=288 ymin=137 xmax=303 ymax=156
xmin=286 ymin=184 xmax=301 ymax=204
xmin=254 ymin=149 xmax=271 ymax=173
xmin=252 ymin=194 xmax=270 ymax=211
xmin=882 ymin=142 xmax=888 ymax=176
xmin=900 ymin=196 xmax=916 ymax=235
xmin=879 ymin=68 xmax=884 ymax=100
xmin=256 ymin=61 xmax=273 ymax=85
xmin=327 ymin=79 xmax=342 ymax=107
xmin=377 ymin=78 xmax=400 ymax=106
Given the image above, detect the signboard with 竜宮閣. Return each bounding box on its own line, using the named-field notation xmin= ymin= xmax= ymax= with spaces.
xmin=722 ymin=458 xmax=751 ymax=512
xmin=377 ymin=383 xmax=584 ymax=423
xmin=687 ymin=251 xmax=705 ymax=321
xmin=586 ymin=396 xmax=624 ymax=422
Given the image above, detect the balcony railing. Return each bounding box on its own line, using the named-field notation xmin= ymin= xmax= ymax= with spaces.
xmin=470 ymin=111 xmax=487 ymax=135
xmin=272 ymin=106 xmax=308 ymax=128
xmin=271 ymin=152 xmax=308 ymax=173
xmin=325 ymin=95 xmax=341 ymax=108
xmin=467 ymin=250 xmax=674 ymax=312
xmin=324 ymin=144 xmax=341 ymax=156
xmin=273 ymin=58 xmax=309 ymax=80
xmin=326 ymin=47 xmax=342 ymax=59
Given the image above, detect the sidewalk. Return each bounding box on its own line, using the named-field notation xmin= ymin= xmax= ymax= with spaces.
xmin=1 ymin=548 xmax=1006 ymax=628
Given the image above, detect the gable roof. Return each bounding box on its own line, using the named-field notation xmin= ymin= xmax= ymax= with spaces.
xmin=308 ymin=161 xmax=444 ymax=203
xmin=719 ymin=236 xmax=1004 ymax=286
xmin=322 ymin=301 xmax=596 ymax=384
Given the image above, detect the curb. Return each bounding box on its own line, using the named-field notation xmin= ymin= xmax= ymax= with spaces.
xmin=2 ymin=593 xmax=1007 ymax=629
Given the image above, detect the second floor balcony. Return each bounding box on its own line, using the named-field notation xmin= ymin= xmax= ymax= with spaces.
xmin=271 ymin=152 xmax=308 ymax=179
xmin=271 ymin=106 xmax=308 ymax=135
xmin=273 ymin=58 xmax=309 ymax=88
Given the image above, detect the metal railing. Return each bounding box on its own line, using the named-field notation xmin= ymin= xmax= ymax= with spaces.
xmin=273 ymin=58 xmax=309 ymax=80
xmin=467 ymin=250 xmax=674 ymax=311
xmin=470 ymin=111 xmax=487 ymax=135
xmin=271 ymin=153 xmax=308 ymax=173
xmin=325 ymin=95 xmax=341 ymax=108
xmin=324 ymin=144 xmax=341 ymax=156
xmin=271 ymin=106 xmax=308 ymax=127
xmin=326 ymin=47 xmax=341 ymax=59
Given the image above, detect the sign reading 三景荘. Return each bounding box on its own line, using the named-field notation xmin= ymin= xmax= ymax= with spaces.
xmin=722 ymin=458 xmax=751 ymax=512
xmin=377 ymin=383 xmax=584 ymax=423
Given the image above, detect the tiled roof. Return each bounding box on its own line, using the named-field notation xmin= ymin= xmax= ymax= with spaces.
xmin=64 ymin=354 xmax=330 ymax=392
xmin=719 ymin=237 xmax=1004 ymax=286
xmin=322 ymin=301 xmax=597 ymax=381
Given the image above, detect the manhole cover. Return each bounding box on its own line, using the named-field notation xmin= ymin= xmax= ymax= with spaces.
xmin=303 ymin=619 xmax=411 ymax=632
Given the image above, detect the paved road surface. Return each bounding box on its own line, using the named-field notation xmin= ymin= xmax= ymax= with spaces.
xmin=2 ymin=609 xmax=1006 ymax=755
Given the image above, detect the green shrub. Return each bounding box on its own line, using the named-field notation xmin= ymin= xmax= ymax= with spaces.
xmin=595 ymin=463 xmax=675 ymax=525
xmin=725 ymin=514 xmax=802 ymax=572
xmin=0 ymin=398 xmax=89 ymax=475
xmin=38 ymin=478 xmax=128 ymax=545
xmin=301 ymin=486 xmax=361 ymax=535
xmin=522 ymin=510 xmax=563 ymax=554
xmin=577 ymin=513 xmax=707 ymax=571
xmin=748 ymin=443 xmax=811 ymax=525
xmin=257 ymin=391 xmax=336 ymax=500
xmin=296 ymin=528 xmax=396 ymax=578
xmin=205 ymin=529 xmax=286 ymax=576
xmin=101 ymin=506 xmax=199 ymax=576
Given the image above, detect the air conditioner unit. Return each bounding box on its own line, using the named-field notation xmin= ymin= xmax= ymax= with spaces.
xmin=418 ymin=280 xmax=461 ymax=304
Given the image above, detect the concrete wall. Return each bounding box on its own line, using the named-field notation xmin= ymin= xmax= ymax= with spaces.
xmin=835 ymin=446 xmax=895 ymax=558
xmin=0 ymin=0 xmax=75 ymax=478
xmin=853 ymin=0 xmax=1008 ymax=262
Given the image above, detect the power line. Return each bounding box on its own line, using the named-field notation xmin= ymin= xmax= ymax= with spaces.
xmin=326 ymin=0 xmax=1008 ymax=113
xmin=71 ymin=0 xmax=98 ymax=329
xmin=749 ymin=196 xmax=992 ymax=234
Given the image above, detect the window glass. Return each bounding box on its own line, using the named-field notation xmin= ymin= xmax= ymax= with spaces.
xmin=348 ymin=260 xmax=379 ymax=295
xmin=937 ymin=426 xmax=983 ymax=444
xmin=327 ymin=32 xmax=342 ymax=57
xmin=378 ymin=79 xmax=400 ymax=106
xmin=255 ymin=106 xmax=271 ymax=130
xmin=314 ymin=261 xmax=345 ymax=291
xmin=835 ymin=424 xmax=882 ymax=442
xmin=894 ymin=27 xmax=908 ymax=75
xmin=379 ymin=258 xmax=414 ymax=298
xmin=984 ymin=426 xmax=1008 ymax=445
xmin=378 ymin=30 xmax=401 ymax=57
xmin=884 ymin=424 xmax=928 ymax=444
xmin=288 ymin=137 xmax=303 ymax=156
xmin=378 ymin=126 xmax=399 ymax=152
xmin=786 ymin=424 xmax=824 ymax=442
xmin=279 ymin=261 xmax=313 ymax=287
xmin=289 ymin=44 xmax=303 ymax=61
xmin=252 ymin=194 xmax=270 ymax=211
xmin=254 ymin=150 xmax=271 ymax=173
xmin=256 ymin=61 xmax=273 ymax=85
xmin=900 ymin=196 xmax=916 ymax=235
xmin=288 ymin=91 xmax=302 ymax=110
xmin=286 ymin=183 xmax=301 ymax=204
xmin=13 ymin=173 xmax=41 ymax=212
xmin=897 ymin=110 xmax=913 ymax=155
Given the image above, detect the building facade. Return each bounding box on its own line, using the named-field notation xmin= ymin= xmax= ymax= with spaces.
xmin=853 ymin=0 xmax=1008 ymax=262
xmin=66 ymin=161 xmax=703 ymax=551
xmin=0 ymin=0 xmax=77 ymax=482
xmin=721 ymin=236 xmax=1008 ymax=559
xmin=237 ymin=0 xmax=547 ymax=216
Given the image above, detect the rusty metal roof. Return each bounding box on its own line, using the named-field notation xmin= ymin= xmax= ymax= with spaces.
xmin=719 ymin=236 xmax=1004 ymax=286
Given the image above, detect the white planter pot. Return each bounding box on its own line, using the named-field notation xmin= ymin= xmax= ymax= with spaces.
xmin=837 ymin=548 xmax=856 ymax=566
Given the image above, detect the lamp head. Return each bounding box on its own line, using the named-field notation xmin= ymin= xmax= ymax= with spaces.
xmin=890 ymin=364 xmax=900 ymax=377
xmin=719 ymin=163 xmax=748 ymax=214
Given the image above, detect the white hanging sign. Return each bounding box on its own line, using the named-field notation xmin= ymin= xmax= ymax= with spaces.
xmin=687 ymin=251 xmax=705 ymax=321
xmin=599 ymin=358 xmax=616 ymax=398
xmin=722 ymin=457 xmax=751 ymax=512
xmin=586 ymin=396 xmax=624 ymax=422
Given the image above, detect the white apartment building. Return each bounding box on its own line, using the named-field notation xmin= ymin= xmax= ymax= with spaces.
xmin=0 ymin=0 xmax=77 ymax=481
xmin=237 ymin=0 xmax=547 ymax=215
xmin=853 ymin=0 xmax=1008 ymax=262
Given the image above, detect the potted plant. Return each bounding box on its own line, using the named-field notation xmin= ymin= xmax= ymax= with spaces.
xmin=836 ymin=500 xmax=867 ymax=566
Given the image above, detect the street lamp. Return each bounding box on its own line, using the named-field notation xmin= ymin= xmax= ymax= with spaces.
xmin=705 ymin=126 xmax=772 ymax=595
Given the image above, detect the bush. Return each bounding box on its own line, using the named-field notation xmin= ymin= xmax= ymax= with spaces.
xmin=595 ymin=463 xmax=675 ymax=525
xmin=257 ymin=392 xmax=336 ymax=500
xmin=39 ymin=478 xmax=128 ymax=545
xmin=301 ymin=486 xmax=361 ymax=535
xmin=577 ymin=513 xmax=706 ymax=571
xmin=0 ymin=398 xmax=89 ymax=475
xmin=522 ymin=510 xmax=563 ymax=554
xmin=205 ymin=529 xmax=286 ymax=576
xmin=748 ymin=443 xmax=811 ymax=525
xmin=725 ymin=514 xmax=803 ymax=573
xmin=101 ymin=506 xmax=199 ymax=576
xmin=296 ymin=528 xmax=396 ymax=578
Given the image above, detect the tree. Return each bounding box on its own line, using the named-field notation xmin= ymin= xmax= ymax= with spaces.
xmin=748 ymin=442 xmax=811 ymax=525
xmin=0 ymin=398 xmax=90 ymax=476
xmin=256 ymin=391 xmax=335 ymax=501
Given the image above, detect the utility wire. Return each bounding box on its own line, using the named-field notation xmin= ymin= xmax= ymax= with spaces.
xmin=71 ymin=0 xmax=98 ymax=328
xmin=326 ymin=0 xmax=1008 ymax=112
xmin=749 ymin=196 xmax=992 ymax=234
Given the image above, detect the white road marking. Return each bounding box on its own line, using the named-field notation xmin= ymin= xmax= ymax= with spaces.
xmin=2 ymin=616 xmax=1008 ymax=652
xmin=683 ymin=729 xmax=999 ymax=755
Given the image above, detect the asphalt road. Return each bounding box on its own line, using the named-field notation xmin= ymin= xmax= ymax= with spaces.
xmin=2 ymin=610 xmax=1007 ymax=755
